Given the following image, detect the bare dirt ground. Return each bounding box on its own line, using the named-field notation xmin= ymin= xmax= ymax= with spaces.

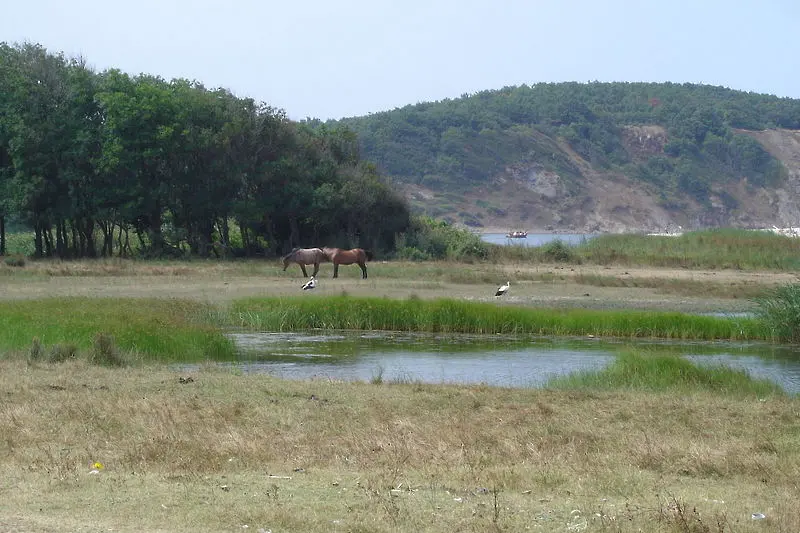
xmin=1 ymin=260 xmax=794 ymax=313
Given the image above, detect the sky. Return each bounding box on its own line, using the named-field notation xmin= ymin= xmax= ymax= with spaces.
xmin=2 ymin=0 xmax=799 ymax=121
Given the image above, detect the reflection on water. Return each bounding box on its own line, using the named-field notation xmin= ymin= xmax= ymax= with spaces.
xmin=202 ymin=332 xmax=800 ymax=394
xmin=479 ymin=233 xmax=596 ymax=247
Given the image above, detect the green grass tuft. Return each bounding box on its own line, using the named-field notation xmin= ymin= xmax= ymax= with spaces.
xmin=0 ymin=298 xmax=237 ymax=362
xmin=754 ymin=283 xmax=800 ymax=343
xmin=546 ymin=349 xmax=785 ymax=397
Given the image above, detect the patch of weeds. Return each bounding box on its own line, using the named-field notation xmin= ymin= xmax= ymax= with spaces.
xmin=657 ymin=493 xmax=729 ymax=533
xmin=541 ymin=239 xmax=575 ymax=262
xmin=89 ymin=333 xmax=127 ymax=366
xmin=4 ymin=255 xmax=26 ymax=267
xmin=27 ymin=337 xmax=43 ymax=364
xmin=49 ymin=343 xmax=78 ymax=363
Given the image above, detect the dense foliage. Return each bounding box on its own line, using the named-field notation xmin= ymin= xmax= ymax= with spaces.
xmin=336 ymin=82 xmax=800 ymax=205
xmin=0 ymin=42 xmax=410 ymax=258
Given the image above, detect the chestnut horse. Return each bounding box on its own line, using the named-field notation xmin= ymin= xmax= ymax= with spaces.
xmin=282 ymin=248 xmax=328 ymax=277
xmin=322 ymin=247 xmax=373 ymax=279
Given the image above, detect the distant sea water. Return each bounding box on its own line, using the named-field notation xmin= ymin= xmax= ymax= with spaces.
xmin=479 ymin=233 xmax=597 ymax=247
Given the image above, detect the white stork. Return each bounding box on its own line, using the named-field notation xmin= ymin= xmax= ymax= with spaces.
xmin=302 ymin=276 xmax=317 ymax=290
xmin=495 ymin=281 xmax=510 ymax=297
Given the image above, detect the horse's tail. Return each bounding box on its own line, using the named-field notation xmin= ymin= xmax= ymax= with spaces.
xmin=365 ymin=250 xmax=373 ymax=261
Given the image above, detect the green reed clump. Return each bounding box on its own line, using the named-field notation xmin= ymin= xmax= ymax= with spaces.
xmin=231 ymin=295 xmax=768 ymax=340
xmin=547 ymin=349 xmax=785 ymax=397
xmin=0 ymin=298 xmax=236 ymax=362
xmin=754 ymin=283 xmax=800 ymax=343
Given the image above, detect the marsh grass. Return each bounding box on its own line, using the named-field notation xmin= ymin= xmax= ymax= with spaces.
xmin=754 ymin=283 xmax=800 ymax=343
xmin=575 ymin=272 xmax=772 ymax=299
xmin=486 ymin=228 xmax=800 ymax=270
xmin=577 ymin=228 xmax=800 ymax=269
xmin=232 ymin=295 xmax=769 ymax=340
xmin=0 ymin=358 xmax=797 ymax=532
xmin=0 ymin=298 xmax=236 ymax=362
xmin=547 ymin=350 xmax=785 ymax=397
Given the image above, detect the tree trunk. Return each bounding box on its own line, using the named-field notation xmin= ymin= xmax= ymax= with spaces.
xmin=84 ymin=218 xmax=96 ymax=258
xmin=43 ymin=226 xmax=54 ymax=257
xmin=34 ymin=224 xmax=43 ymax=258
xmin=0 ymin=215 xmax=5 ymax=256
xmin=54 ymin=221 xmax=65 ymax=259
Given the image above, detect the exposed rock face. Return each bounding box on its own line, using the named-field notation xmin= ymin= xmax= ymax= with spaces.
xmin=403 ymin=128 xmax=800 ymax=233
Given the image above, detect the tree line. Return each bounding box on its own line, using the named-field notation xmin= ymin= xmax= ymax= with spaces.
xmin=0 ymin=42 xmax=410 ymax=259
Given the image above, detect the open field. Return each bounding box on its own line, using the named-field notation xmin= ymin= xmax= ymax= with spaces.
xmin=2 ymin=258 xmax=800 ymax=531
xmin=1 ymin=258 xmax=796 ymax=313
xmin=1 ymin=359 xmax=799 ymax=533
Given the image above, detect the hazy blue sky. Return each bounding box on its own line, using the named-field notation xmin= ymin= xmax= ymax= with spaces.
xmin=2 ymin=0 xmax=798 ymax=120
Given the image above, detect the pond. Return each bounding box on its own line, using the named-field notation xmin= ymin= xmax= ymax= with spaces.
xmin=479 ymin=233 xmax=597 ymax=247
xmin=206 ymin=331 xmax=800 ymax=394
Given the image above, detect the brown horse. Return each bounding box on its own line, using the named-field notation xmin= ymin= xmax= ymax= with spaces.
xmin=322 ymin=247 xmax=373 ymax=279
xmin=282 ymin=248 xmax=328 ymax=277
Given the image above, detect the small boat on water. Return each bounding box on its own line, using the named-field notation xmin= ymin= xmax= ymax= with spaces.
xmin=506 ymin=231 xmax=528 ymax=238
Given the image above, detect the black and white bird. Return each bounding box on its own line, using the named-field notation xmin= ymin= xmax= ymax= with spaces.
xmin=495 ymin=281 xmax=510 ymax=297
xmin=302 ymin=276 xmax=317 ymax=290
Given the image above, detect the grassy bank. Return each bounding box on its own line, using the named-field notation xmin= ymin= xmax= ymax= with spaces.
xmin=547 ymin=349 xmax=784 ymax=397
xmin=0 ymin=298 xmax=236 ymax=362
xmin=489 ymin=228 xmax=800 ymax=270
xmin=232 ymin=295 xmax=768 ymax=341
xmin=1 ymin=356 xmax=797 ymax=532
xmin=0 ymin=295 xmax=779 ymax=366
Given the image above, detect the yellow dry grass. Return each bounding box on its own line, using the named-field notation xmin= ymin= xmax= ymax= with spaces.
xmin=1 ymin=359 xmax=798 ymax=532
xmin=0 ymin=257 xmax=784 ymax=312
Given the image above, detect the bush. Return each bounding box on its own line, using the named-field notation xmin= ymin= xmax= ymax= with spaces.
xmin=4 ymin=255 xmax=26 ymax=267
xmin=27 ymin=337 xmax=43 ymax=364
xmin=49 ymin=343 xmax=78 ymax=363
xmin=89 ymin=333 xmax=127 ymax=366
xmin=397 ymin=216 xmax=490 ymax=261
xmin=541 ymin=239 xmax=574 ymax=262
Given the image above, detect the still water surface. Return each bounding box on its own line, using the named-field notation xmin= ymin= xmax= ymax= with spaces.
xmin=479 ymin=233 xmax=596 ymax=247
xmin=215 ymin=332 xmax=800 ymax=394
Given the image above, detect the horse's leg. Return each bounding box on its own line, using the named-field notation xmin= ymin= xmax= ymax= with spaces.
xmin=360 ymin=262 xmax=367 ymax=279
xmin=312 ymin=262 xmax=319 ymax=277
xmin=333 ymin=263 xmax=339 ymax=278
xmin=300 ymin=264 xmax=308 ymax=277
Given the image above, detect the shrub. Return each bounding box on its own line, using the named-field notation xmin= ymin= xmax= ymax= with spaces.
xmin=27 ymin=337 xmax=43 ymax=364
xmin=4 ymin=255 xmax=26 ymax=267
xmin=89 ymin=333 xmax=127 ymax=366
xmin=49 ymin=343 xmax=78 ymax=363
xmin=541 ymin=239 xmax=574 ymax=262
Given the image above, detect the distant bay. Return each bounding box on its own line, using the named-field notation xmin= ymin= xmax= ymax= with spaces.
xmin=479 ymin=233 xmax=597 ymax=247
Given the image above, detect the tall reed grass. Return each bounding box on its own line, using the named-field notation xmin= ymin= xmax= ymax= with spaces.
xmin=754 ymin=283 xmax=800 ymax=343
xmin=0 ymin=298 xmax=236 ymax=362
xmin=231 ymin=295 xmax=769 ymax=340
xmin=488 ymin=228 xmax=800 ymax=270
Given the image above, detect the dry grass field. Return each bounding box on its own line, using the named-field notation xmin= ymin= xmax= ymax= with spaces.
xmin=1 ymin=258 xmax=799 ymax=532
xmin=2 ymin=257 xmax=794 ymax=311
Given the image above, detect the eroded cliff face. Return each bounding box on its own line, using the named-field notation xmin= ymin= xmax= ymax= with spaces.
xmin=403 ymin=128 xmax=800 ymax=233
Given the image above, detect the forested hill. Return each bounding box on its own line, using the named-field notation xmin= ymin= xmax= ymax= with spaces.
xmin=332 ymin=82 xmax=800 ymax=232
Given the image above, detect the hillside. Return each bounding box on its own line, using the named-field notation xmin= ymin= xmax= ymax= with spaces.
xmin=333 ymin=82 xmax=800 ymax=233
